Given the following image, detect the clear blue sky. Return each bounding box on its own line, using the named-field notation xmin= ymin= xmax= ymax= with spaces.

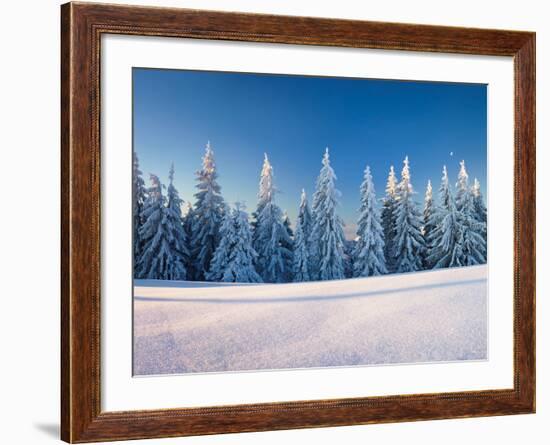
xmin=133 ymin=68 xmax=487 ymax=239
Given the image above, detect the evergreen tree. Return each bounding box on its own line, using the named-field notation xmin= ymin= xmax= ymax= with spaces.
xmin=283 ymin=212 xmax=294 ymax=238
xmin=298 ymin=189 xmax=313 ymax=239
xmin=223 ymin=204 xmax=263 ymax=283
xmin=281 ymin=211 xmax=295 ymax=282
xmin=342 ymin=239 xmax=355 ymax=279
xmin=297 ymin=189 xmax=314 ymax=273
xmin=206 ymin=204 xmax=233 ymax=282
xmin=136 ymin=174 xmax=188 ymax=280
xmin=310 ymin=148 xmax=346 ymax=281
xmin=292 ymin=215 xmax=311 ymax=282
xmin=422 ymin=180 xmax=435 ymax=269
xmin=252 ymin=153 xmax=274 ymax=247
xmin=253 ymin=154 xmax=293 ymax=283
xmin=191 ymin=142 xmax=225 ymax=280
xmin=472 ymin=177 xmax=488 ymax=262
xmin=381 ymin=166 xmax=398 ymax=273
xmin=455 ymin=161 xmax=486 ymax=265
xmin=207 ymin=204 xmax=262 ymax=283
xmin=132 ymin=152 xmax=147 ymax=277
xmin=182 ymin=202 xmax=195 ymax=243
xmin=393 ymin=157 xmax=425 ymax=273
xmin=353 ymin=166 xmax=387 ymax=277
xmin=165 ymin=163 xmax=190 ymax=277
xmin=455 ymin=160 xmax=469 ymax=212
xmin=427 ymin=166 xmax=463 ymax=268
xmin=182 ymin=202 xmax=196 ymax=280
xmin=472 ymin=178 xmax=487 ymax=226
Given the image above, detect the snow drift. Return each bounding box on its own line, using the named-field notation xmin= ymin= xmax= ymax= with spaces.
xmin=133 ymin=265 xmax=487 ymax=376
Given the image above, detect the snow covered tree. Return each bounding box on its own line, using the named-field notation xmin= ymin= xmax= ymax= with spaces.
xmin=253 ymin=154 xmax=293 ymax=283
xmin=132 ymin=152 xmax=147 ymax=277
xmin=283 ymin=212 xmax=294 ymax=239
xmin=181 ymin=202 xmax=196 ymax=280
xmin=310 ymin=148 xmax=346 ymax=281
xmin=207 ymin=203 xmax=262 ymax=283
xmin=353 ymin=166 xmax=387 ymax=277
xmin=343 ymin=239 xmax=356 ymax=279
xmin=297 ymin=189 xmax=314 ymax=273
xmin=472 ymin=177 xmax=488 ymax=262
xmin=206 ymin=203 xmax=232 ymax=282
xmin=455 ymin=160 xmax=470 ymax=211
xmin=191 ymin=142 xmax=225 ymax=280
xmin=455 ymin=161 xmax=486 ymax=265
xmin=252 ymin=153 xmax=274 ymax=245
xmin=292 ymin=190 xmax=314 ymax=282
xmin=136 ymin=174 xmax=188 ymax=280
xmin=381 ymin=165 xmax=398 ymax=273
xmin=182 ymin=202 xmax=195 ymax=243
xmin=292 ymin=215 xmax=311 ymax=282
xmin=472 ymin=178 xmax=487 ymax=226
xmin=422 ymin=180 xmax=435 ymax=269
xmin=165 ymin=163 xmax=190 ymax=276
xmin=281 ymin=211 xmax=295 ymax=281
xmin=393 ymin=157 xmax=425 ymax=273
xmin=427 ymin=166 xmax=463 ymax=268
xmin=223 ymin=204 xmax=263 ymax=283
xmin=298 ymin=189 xmax=313 ymax=239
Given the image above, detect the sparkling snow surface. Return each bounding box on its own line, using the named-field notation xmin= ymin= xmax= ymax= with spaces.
xmin=133 ymin=265 xmax=487 ymax=375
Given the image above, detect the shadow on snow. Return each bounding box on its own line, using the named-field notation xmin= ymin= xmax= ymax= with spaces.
xmin=134 ymin=277 xmax=486 ymax=305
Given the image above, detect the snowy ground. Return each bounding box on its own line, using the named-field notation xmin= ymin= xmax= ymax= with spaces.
xmin=133 ymin=265 xmax=487 ymax=375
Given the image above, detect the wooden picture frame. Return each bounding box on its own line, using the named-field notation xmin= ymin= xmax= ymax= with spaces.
xmin=61 ymin=2 xmax=535 ymax=442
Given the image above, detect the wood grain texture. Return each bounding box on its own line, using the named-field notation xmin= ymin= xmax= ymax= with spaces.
xmin=60 ymin=2 xmax=536 ymax=443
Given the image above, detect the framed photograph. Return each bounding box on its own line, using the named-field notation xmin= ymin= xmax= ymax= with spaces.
xmin=61 ymin=2 xmax=535 ymax=442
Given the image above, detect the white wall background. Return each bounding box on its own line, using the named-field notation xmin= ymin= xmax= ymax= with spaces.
xmin=0 ymin=1 xmax=545 ymax=444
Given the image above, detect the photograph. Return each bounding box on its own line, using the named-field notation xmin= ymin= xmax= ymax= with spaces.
xmin=132 ymin=68 xmax=489 ymax=376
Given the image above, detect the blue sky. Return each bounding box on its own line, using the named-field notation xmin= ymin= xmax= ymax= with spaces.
xmin=133 ymin=68 xmax=487 ymax=239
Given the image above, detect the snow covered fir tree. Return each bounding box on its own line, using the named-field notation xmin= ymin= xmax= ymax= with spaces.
xmin=252 ymin=154 xmax=293 ymax=283
xmin=292 ymin=212 xmax=311 ymax=282
xmin=381 ymin=166 xmax=398 ymax=273
xmin=472 ymin=177 xmax=488 ymax=250
xmin=135 ymin=172 xmax=189 ymax=280
xmin=297 ymin=189 xmax=314 ymax=276
xmin=422 ymin=180 xmax=435 ymax=269
xmin=132 ymin=145 xmax=488 ymax=284
xmin=190 ymin=142 xmax=225 ymax=280
xmin=455 ymin=161 xmax=487 ymax=265
xmin=132 ymin=152 xmax=147 ymax=277
xmin=310 ymin=148 xmax=347 ymax=281
xmin=392 ymin=157 xmax=425 ymax=273
xmin=427 ymin=166 xmax=464 ymax=268
xmin=353 ymin=166 xmax=387 ymax=277
xmin=207 ymin=203 xmax=262 ymax=283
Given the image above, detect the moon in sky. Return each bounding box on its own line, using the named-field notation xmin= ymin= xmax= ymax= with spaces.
xmin=450 ymin=151 xmax=454 ymax=156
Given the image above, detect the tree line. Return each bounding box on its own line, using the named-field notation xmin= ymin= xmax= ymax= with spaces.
xmin=133 ymin=142 xmax=487 ymax=283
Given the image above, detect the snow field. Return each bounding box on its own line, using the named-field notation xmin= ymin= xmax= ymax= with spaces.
xmin=133 ymin=265 xmax=487 ymax=375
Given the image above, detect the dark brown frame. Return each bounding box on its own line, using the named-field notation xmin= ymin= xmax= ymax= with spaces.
xmin=61 ymin=2 xmax=536 ymax=442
